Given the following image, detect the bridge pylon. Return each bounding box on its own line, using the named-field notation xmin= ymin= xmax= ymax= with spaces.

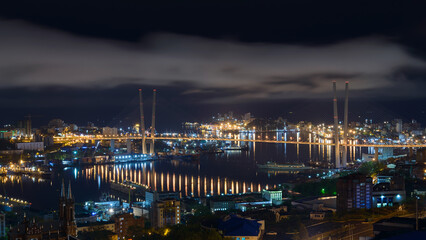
xmin=333 ymin=81 xmax=340 ymax=169
xmin=139 ymin=89 xmax=147 ymax=154
xmin=150 ymin=89 xmax=156 ymax=155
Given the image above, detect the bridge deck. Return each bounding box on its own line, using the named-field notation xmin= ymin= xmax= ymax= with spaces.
xmin=54 ymin=136 xmax=426 ymax=148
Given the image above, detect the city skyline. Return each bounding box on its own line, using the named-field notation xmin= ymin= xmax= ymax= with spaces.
xmin=1 ymin=2 xmax=426 ymax=239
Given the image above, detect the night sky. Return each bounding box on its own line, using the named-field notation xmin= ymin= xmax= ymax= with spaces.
xmin=1 ymin=0 xmax=426 ymax=129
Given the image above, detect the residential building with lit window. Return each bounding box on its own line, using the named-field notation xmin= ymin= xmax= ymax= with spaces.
xmin=151 ymin=199 xmax=180 ymax=228
xmin=112 ymin=213 xmax=144 ymax=240
xmin=337 ymin=173 xmax=372 ymax=212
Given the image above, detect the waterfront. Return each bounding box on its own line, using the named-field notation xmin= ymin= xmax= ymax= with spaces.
xmin=0 ymin=137 xmax=368 ymax=211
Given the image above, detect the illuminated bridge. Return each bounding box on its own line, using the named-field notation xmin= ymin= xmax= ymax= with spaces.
xmin=54 ymin=135 xmax=426 ymax=148
xmin=53 ymin=83 xmax=426 ymax=170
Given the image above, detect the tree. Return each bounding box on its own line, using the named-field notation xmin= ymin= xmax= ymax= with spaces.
xmin=126 ymin=225 xmax=146 ymax=240
xmin=293 ymin=179 xmax=337 ymax=197
xmin=165 ymin=224 xmax=224 ymax=240
xmin=358 ymin=161 xmax=386 ymax=176
xmin=0 ymin=139 xmax=15 ymax=150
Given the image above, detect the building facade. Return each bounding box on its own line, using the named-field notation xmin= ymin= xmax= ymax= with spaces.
xmin=372 ymin=175 xmax=406 ymax=208
xmin=113 ymin=213 xmax=144 ymax=240
xmin=145 ymin=191 xmax=180 ymax=207
xmin=337 ymin=174 xmax=372 ymax=212
xmin=16 ymin=142 xmax=44 ymax=151
xmin=262 ymin=189 xmax=282 ymax=205
xmin=151 ymin=199 xmax=180 ymax=228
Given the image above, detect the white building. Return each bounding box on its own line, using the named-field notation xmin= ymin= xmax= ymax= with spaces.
xmin=132 ymin=206 xmax=149 ymax=218
xmin=102 ymin=127 xmax=118 ymax=136
xmin=262 ymin=190 xmax=282 ymax=205
xmin=16 ymin=142 xmax=44 ymax=151
xmin=362 ymin=153 xmax=375 ymax=162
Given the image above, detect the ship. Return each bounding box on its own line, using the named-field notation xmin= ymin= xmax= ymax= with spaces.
xmin=222 ymin=145 xmax=248 ymax=151
xmin=6 ymin=165 xmax=52 ymax=178
xmin=257 ymin=162 xmax=313 ymax=170
xmin=203 ymin=147 xmax=224 ymax=154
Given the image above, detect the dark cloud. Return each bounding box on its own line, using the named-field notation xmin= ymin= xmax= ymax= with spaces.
xmin=0 ymin=21 xmax=425 ymax=103
xmin=0 ymin=64 xmax=41 ymax=83
xmin=264 ymin=73 xmax=360 ymax=90
xmin=0 ymin=1 xmax=425 ymax=126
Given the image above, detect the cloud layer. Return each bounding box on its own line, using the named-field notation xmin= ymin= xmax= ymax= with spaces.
xmin=1 ymin=20 xmax=425 ymax=102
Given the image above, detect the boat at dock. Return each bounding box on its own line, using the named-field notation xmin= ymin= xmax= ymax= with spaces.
xmin=257 ymin=162 xmax=313 ymax=170
xmin=6 ymin=165 xmax=52 ymax=178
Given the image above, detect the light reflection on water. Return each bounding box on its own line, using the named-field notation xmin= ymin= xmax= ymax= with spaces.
xmin=1 ymin=133 xmax=367 ymax=210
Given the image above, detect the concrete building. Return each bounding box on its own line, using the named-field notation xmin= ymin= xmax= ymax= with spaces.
xmin=77 ymin=221 xmax=115 ymax=233
xmin=362 ymin=153 xmax=377 ymax=162
xmin=337 ymin=174 xmax=372 ymax=212
xmin=112 ymin=213 xmax=144 ymax=240
xmin=16 ymin=142 xmax=44 ymax=151
xmin=150 ymin=199 xmax=180 ymax=228
xmin=310 ymin=212 xmax=326 ymax=220
xmin=35 ymin=135 xmax=54 ymax=147
xmin=262 ymin=189 xmax=282 ymax=205
xmin=132 ymin=206 xmax=149 ymax=218
xmin=379 ymin=148 xmax=394 ymax=160
xmin=372 ymin=176 xmax=406 ymax=208
xmin=145 ymin=191 xmax=180 ymax=207
xmin=17 ymin=119 xmax=32 ymax=136
xmin=209 ymin=194 xmax=271 ymax=213
xmin=0 ymin=130 xmax=15 ymax=139
xmin=291 ymin=196 xmax=337 ymax=212
xmin=102 ymin=127 xmax=118 ymax=136
xmin=269 ymin=206 xmax=288 ymax=222
xmin=395 ymin=119 xmax=403 ymax=133
xmin=210 ymin=199 xmax=236 ymax=212
xmin=242 ymin=113 xmax=254 ymax=123
xmin=75 ymin=213 xmax=97 ymax=224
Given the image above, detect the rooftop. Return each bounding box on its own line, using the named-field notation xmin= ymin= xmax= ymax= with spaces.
xmin=218 ymin=215 xmax=261 ymax=237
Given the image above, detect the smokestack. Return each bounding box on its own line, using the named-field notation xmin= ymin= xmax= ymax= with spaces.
xmin=333 ymin=81 xmax=340 ymax=168
xmin=139 ymin=89 xmax=147 ymax=154
xmin=150 ymin=89 xmax=157 ymax=155
xmin=342 ymin=81 xmax=349 ymax=167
